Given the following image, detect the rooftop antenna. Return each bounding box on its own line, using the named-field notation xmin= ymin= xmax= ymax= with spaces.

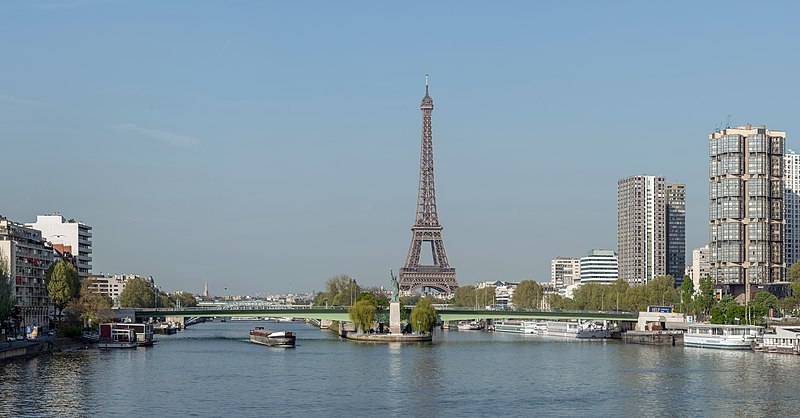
xmin=425 ymin=74 xmax=429 ymax=94
xmin=726 ymin=113 xmax=732 ymax=129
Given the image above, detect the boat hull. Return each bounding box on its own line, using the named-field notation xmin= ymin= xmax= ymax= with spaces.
xmin=250 ymin=335 xmax=296 ymax=348
xmin=98 ymin=341 xmax=138 ymax=349
xmin=683 ymin=337 xmax=753 ymax=350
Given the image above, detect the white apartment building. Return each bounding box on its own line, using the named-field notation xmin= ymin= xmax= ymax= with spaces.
xmin=580 ymin=249 xmax=619 ymax=284
xmin=88 ymin=274 xmax=155 ymax=305
xmin=690 ymin=244 xmax=710 ymax=292
xmin=785 ymin=151 xmax=800 ymax=268
xmin=550 ymin=257 xmax=580 ymax=289
xmin=476 ymin=280 xmax=518 ymax=306
xmin=27 ymin=214 xmax=92 ymax=279
xmin=0 ymin=217 xmax=53 ymax=327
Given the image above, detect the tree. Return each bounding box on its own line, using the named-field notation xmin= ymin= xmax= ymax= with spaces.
xmin=314 ymin=274 xmax=360 ymax=306
xmin=46 ymin=260 xmax=80 ymax=323
xmin=410 ymin=298 xmax=437 ymax=333
xmin=680 ymin=276 xmax=695 ymax=314
xmin=696 ymin=277 xmax=716 ymax=318
xmin=119 ymin=277 xmax=156 ymax=308
xmin=512 ymin=280 xmax=544 ymax=309
xmin=792 ymin=279 xmax=800 ymax=300
xmin=546 ymin=293 xmax=575 ymax=311
xmin=750 ymin=291 xmax=778 ymax=322
xmin=453 ymin=286 xmax=476 ymax=307
xmin=711 ymin=295 xmax=739 ymax=324
xmin=788 ymin=262 xmax=800 ymax=282
xmin=348 ymin=300 xmax=375 ymax=333
xmin=173 ymin=292 xmax=198 ymax=308
xmin=0 ymin=251 xmax=14 ymax=333
xmin=357 ymin=291 xmax=389 ymax=308
xmin=68 ymin=277 xmax=113 ymax=328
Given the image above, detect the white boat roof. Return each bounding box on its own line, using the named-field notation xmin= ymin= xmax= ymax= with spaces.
xmin=687 ymin=323 xmax=763 ymax=330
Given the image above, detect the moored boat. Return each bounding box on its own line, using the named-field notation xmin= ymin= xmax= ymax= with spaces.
xmin=683 ymin=324 xmax=763 ymax=350
xmin=752 ymin=326 xmax=800 ymax=354
xmin=98 ymin=323 xmax=138 ymax=348
xmin=457 ymin=321 xmax=484 ymax=331
xmin=249 ymin=326 xmax=296 ymax=348
xmin=493 ymin=320 xmax=539 ymax=334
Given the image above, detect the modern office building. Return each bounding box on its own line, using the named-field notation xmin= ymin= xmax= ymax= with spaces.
xmin=550 ymin=257 xmax=580 ymax=289
xmin=579 ymin=249 xmax=619 ymax=284
xmin=666 ymin=183 xmax=686 ymax=285
xmin=27 ymin=214 xmax=92 ymax=279
xmin=785 ymin=150 xmax=800 ymax=268
xmin=709 ymin=124 xmax=785 ymax=296
xmin=0 ymin=217 xmax=53 ymax=327
xmin=690 ymin=244 xmax=711 ymax=292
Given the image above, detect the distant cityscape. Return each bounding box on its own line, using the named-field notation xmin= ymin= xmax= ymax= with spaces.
xmin=2 ymin=123 xmax=798 ymax=328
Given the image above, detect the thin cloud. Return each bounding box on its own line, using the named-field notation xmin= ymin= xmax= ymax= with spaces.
xmin=112 ymin=123 xmax=200 ymax=149
xmin=0 ymin=95 xmax=47 ymax=107
xmin=35 ymin=0 xmax=105 ymax=10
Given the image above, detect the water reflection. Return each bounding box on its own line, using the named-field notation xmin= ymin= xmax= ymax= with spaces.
xmin=0 ymin=350 xmax=95 ymax=417
xmin=3 ymin=323 xmax=800 ymax=417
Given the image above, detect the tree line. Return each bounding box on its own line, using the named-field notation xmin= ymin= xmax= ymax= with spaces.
xmin=0 ymin=256 xmax=200 ymax=336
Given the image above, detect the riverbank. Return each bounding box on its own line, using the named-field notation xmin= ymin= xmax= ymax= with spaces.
xmin=0 ymin=337 xmax=92 ymax=362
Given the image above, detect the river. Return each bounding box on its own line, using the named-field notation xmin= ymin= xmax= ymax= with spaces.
xmin=2 ymin=321 xmax=799 ymax=417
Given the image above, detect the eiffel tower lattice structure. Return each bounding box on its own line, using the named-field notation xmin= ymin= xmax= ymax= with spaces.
xmin=399 ymin=76 xmax=459 ymax=295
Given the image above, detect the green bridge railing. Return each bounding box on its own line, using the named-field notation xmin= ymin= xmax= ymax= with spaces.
xmin=134 ymin=307 xmax=639 ymax=322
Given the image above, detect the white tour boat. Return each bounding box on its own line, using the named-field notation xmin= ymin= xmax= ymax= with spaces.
xmin=683 ymin=324 xmax=763 ymax=350
xmin=493 ymin=321 xmax=539 ymax=334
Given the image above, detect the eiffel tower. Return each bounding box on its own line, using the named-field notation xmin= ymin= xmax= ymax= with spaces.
xmin=399 ymin=76 xmax=458 ymax=295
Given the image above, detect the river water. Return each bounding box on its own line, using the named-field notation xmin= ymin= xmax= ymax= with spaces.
xmin=2 ymin=321 xmax=799 ymax=417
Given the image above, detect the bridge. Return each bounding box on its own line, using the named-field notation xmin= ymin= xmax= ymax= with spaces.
xmin=134 ymin=306 xmax=639 ymax=323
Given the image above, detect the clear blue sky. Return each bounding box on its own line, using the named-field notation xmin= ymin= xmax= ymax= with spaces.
xmin=2 ymin=1 xmax=798 ymax=294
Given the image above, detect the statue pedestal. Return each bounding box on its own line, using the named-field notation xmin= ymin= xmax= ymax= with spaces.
xmin=389 ymin=302 xmax=401 ymax=334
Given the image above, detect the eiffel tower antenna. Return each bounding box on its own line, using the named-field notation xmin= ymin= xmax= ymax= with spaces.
xmin=399 ymin=76 xmax=459 ymax=295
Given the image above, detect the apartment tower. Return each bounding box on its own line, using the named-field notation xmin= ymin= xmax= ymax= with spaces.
xmin=709 ymin=124 xmax=785 ymax=297
xmin=784 ymin=150 xmax=800 ymax=268
xmin=666 ymin=183 xmax=687 ymax=285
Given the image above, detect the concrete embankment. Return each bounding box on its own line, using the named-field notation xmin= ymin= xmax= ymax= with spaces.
xmin=623 ymin=331 xmax=683 ymax=346
xmin=0 ymin=337 xmax=91 ymax=362
xmin=345 ymin=332 xmax=432 ymax=343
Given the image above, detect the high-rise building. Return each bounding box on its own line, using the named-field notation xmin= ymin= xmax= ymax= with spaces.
xmin=550 ymin=257 xmax=580 ymax=289
xmin=690 ymin=244 xmax=710 ymax=292
xmin=784 ymin=150 xmax=800 ymax=268
xmin=0 ymin=217 xmax=53 ymax=327
xmin=617 ymin=175 xmax=685 ymax=285
xmin=579 ymin=249 xmax=619 ymax=284
xmin=27 ymin=214 xmax=92 ymax=280
xmin=709 ymin=124 xmax=785 ymax=296
xmin=618 ymin=175 xmax=666 ymax=285
xmin=666 ymin=183 xmax=686 ymax=284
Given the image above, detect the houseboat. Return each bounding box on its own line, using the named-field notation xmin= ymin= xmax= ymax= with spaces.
xmin=494 ymin=321 xmax=541 ymax=334
xmin=457 ymin=321 xmax=484 ymax=331
xmin=249 ymin=326 xmax=296 ymax=348
xmin=98 ymin=323 xmax=138 ymax=348
xmin=752 ymin=326 xmax=800 ymax=354
xmin=683 ymin=324 xmax=764 ymax=349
